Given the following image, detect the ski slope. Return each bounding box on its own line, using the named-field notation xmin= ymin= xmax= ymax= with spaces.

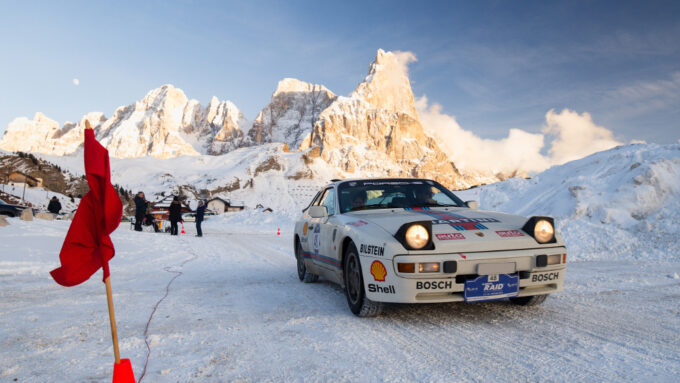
xmin=1 ymin=216 xmax=679 ymax=382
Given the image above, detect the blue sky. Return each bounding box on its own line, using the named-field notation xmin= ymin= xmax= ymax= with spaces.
xmin=1 ymin=0 xmax=678 ymax=143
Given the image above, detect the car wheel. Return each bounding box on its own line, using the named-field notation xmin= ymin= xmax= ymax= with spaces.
xmin=296 ymin=240 xmax=318 ymax=283
xmin=343 ymin=242 xmax=382 ymax=317
xmin=509 ymin=294 xmax=548 ymax=306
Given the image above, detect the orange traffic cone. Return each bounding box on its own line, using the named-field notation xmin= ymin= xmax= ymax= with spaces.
xmin=112 ymin=358 xmax=135 ymax=382
xmin=277 ymin=228 xmax=280 ymax=236
xmin=181 ymin=223 xmax=185 ymax=234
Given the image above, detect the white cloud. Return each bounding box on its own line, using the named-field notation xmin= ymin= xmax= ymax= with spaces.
xmin=73 ymin=78 xmax=80 ymax=86
xmin=543 ymin=109 xmax=622 ymax=165
xmin=416 ymin=97 xmax=623 ymax=175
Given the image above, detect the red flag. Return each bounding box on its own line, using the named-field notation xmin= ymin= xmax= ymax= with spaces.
xmin=51 ymin=129 xmax=123 ymax=286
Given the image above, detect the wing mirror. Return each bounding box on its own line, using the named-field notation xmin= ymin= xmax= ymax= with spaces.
xmin=465 ymin=200 xmax=479 ymax=210
xmin=309 ymin=206 xmax=328 ymax=218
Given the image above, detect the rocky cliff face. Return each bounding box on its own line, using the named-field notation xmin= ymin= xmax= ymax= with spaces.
xmin=247 ymin=78 xmax=337 ymax=151
xmin=307 ymin=49 xmax=481 ymax=189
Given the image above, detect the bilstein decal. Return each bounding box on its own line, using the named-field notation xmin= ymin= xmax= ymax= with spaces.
xmin=360 ymin=244 xmax=385 ymax=256
xmin=370 ymin=261 xmax=387 ymax=282
xmin=435 ymin=233 xmax=465 ymax=241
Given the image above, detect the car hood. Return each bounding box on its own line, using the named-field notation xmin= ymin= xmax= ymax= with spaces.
xmin=346 ymin=207 xmax=561 ymax=253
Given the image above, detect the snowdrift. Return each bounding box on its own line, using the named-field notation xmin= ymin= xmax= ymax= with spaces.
xmin=467 ymin=143 xmax=680 ymax=261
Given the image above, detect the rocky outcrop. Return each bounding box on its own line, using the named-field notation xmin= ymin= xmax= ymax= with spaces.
xmin=308 ymin=49 xmax=479 ymax=189
xmin=248 ymin=78 xmax=336 ymax=151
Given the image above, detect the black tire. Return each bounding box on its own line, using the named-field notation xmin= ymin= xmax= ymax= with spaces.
xmin=296 ymin=240 xmax=318 ymax=283
xmin=509 ymin=294 xmax=549 ymax=306
xmin=343 ymin=243 xmax=382 ymax=317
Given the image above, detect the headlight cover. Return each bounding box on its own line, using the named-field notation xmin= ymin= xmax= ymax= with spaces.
xmin=395 ymin=221 xmax=435 ymax=250
xmin=405 ymin=224 xmax=429 ymax=249
xmin=522 ymin=216 xmax=556 ymax=244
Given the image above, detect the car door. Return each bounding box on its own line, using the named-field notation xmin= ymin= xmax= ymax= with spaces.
xmin=311 ymin=187 xmax=341 ymax=271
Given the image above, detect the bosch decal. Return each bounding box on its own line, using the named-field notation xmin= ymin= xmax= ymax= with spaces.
xmin=496 ymin=230 xmax=525 ymax=238
xmin=416 ymin=281 xmax=453 ymax=290
xmin=435 ymin=233 xmax=465 ymax=241
xmin=360 ymin=244 xmax=385 ymax=256
xmin=370 ymin=261 xmax=387 ymax=282
xmin=532 ymin=272 xmax=560 ymax=282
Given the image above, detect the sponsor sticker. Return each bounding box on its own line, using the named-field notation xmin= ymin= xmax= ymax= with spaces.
xmin=435 ymin=233 xmax=465 ymax=241
xmin=347 ymin=220 xmax=369 ymax=227
xmin=360 ymin=244 xmax=385 ymax=256
xmin=531 ymin=271 xmax=560 ymax=283
xmin=370 ymin=261 xmax=387 ymax=282
xmin=416 ymin=280 xmax=453 ymax=290
xmin=313 ymin=224 xmax=321 ymax=256
xmin=303 ymin=222 xmax=308 ymax=235
xmin=368 ymin=284 xmax=395 ymax=294
xmin=496 ymin=230 xmax=525 ymax=238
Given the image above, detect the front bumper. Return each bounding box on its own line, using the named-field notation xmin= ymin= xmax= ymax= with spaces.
xmin=361 ymin=247 xmax=567 ymax=303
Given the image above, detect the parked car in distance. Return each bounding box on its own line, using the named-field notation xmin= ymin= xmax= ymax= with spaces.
xmin=0 ymin=200 xmax=32 ymax=217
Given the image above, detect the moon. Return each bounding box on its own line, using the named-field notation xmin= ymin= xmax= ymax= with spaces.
xmin=73 ymin=78 xmax=80 ymax=86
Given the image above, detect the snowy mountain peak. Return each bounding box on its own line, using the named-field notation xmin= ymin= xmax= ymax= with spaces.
xmin=352 ymin=49 xmax=419 ymax=118
xmin=248 ymin=78 xmax=337 ymax=151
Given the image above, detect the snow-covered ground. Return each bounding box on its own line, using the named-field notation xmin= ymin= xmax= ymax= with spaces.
xmin=2 ymin=143 xmax=680 ymax=381
xmin=1 ymin=183 xmax=79 ymax=212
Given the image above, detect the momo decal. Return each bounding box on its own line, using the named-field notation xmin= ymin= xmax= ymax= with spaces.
xmin=435 ymin=233 xmax=465 ymax=241
xmin=370 ymin=261 xmax=387 ymax=282
xmin=360 ymin=244 xmax=385 ymax=256
xmin=496 ymin=230 xmax=525 ymax=238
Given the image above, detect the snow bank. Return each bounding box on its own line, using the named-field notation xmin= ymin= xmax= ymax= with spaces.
xmin=202 ymin=209 xmax=297 ymax=235
xmin=464 ymin=143 xmax=680 ymax=261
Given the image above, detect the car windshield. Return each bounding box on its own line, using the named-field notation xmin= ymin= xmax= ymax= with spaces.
xmin=337 ymin=179 xmax=466 ymax=213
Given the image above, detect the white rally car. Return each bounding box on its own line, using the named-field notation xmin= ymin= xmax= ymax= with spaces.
xmin=293 ymin=178 xmax=567 ymax=317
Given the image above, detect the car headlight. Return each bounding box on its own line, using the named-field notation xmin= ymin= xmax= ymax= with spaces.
xmin=522 ymin=216 xmax=556 ymax=244
xmin=394 ymin=221 xmax=435 ymax=250
xmin=534 ymin=219 xmax=554 ymax=243
xmin=405 ymin=224 xmax=429 ymax=249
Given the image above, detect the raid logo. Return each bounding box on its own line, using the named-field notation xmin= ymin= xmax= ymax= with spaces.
xmin=531 ymin=272 xmax=560 ymax=282
xmin=496 ymin=230 xmax=525 ymax=238
xmin=360 ymin=244 xmax=385 ymax=256
xmin=435 ymin=233 xmax=465 ymax=241
xmin=370 ymin=260 xmax=387 ymax=282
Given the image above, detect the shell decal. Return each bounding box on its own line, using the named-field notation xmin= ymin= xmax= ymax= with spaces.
xmin=370 ymin=261 xmax=387 ymax=282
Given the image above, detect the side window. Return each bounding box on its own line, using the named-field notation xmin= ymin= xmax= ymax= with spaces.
xmin=320 ymin=188 xmax=336 ymax=216
xmin=314 ymin=190 xmax=328 ymax=206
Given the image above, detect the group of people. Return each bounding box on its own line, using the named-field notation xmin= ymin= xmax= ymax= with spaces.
xmin=134 ymin=191 xmax=206 ymax=237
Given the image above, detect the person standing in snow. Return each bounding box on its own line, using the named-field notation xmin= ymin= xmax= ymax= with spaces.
xmin=195 ymin=200 xmax=206 ymax=237
xmin=134 ymin=191 xmax=146 ymax=231
xmin=168 ymin=196 xmax=183 ymax=236
xmin=47 ymin=196 xmax=62 ymax=215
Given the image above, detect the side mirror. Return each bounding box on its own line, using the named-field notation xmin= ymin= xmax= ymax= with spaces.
xmin=309 ymin=206 xmax=328 ymax=218
xmin=465 ymin=200 xmax=479 ymax=210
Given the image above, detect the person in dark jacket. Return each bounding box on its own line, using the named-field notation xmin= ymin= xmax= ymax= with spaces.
xmin=195 ymin=200 xmax=206 ymax=237
xmin=47 ymin=196 xmax=62 ymax=215
xmin=168 ymin=196 xmax=183 ymax=235
xmin=134 ymin=191 xmax=146 ymax=231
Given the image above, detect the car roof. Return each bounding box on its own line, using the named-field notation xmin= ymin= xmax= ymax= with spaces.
xmin=324 ymin=177 xmax=436 ymax=188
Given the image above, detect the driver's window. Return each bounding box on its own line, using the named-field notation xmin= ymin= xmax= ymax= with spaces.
xmin=320 ymin=188 xmax=335 ymax=216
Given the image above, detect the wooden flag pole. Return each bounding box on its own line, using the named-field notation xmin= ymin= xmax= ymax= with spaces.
xmin=105 ymin=276 xmax=121 ymax=364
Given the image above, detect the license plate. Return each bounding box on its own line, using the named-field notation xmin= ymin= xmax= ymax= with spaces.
xmin=464 ymin=274 xmax=519 ymax=302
